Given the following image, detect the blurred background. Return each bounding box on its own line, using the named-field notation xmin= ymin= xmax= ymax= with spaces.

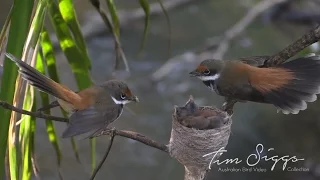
xmin=2 ymin=0 xmax=320 ymax=179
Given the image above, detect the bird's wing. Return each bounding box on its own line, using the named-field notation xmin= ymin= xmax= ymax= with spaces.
xmin=237 ymin=56 xmax=270 ymax=67
xmin=62 ymin=103 xmax=123 ymax=138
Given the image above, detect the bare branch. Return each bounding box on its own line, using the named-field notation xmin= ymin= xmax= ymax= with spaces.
xmin=0 ymin=100 xmax=68 ymax=122
xmin=100 ymin=129 xmax=169 ymax=153
xmin=212 ymin=0 xmax=286 ymax=59
xmin=0 ymin=100 xmax=168 ymax=153
xmin=265 ymin=25 xmax=320 ymax=66
xmin=90 ymin=130 xmax=116 ymax=180
xmin=152 ymin=0 xmax=286 ymax=81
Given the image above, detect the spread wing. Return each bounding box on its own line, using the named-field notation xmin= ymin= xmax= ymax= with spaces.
xmin=237 ymin=56 xmax=270 ymax=67
xmin=215 ymin=80 xmax=265 ymax=102
xmin=62 ymin=103 xmax=123 ymax=138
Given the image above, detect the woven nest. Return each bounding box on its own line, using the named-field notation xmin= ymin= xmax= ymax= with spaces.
xmin=168 ymin=105 xmax=232 ymax=175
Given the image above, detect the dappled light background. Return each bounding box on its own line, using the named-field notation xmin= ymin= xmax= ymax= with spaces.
xmin=1 ymin=0 xmax=320 ymax=180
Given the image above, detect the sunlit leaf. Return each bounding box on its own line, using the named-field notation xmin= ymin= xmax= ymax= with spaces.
xmin=41 ymin=28 xmax=82 ymax=164
xmin=48 ymin=0 xmax=92 ymax=88
xmin=48 ymin=0 xmax=95 ymax=170
xmin=36 ymin=52 xmax=63 ymax=173
xmin=20 ymin=86 xmax=35 ymax=180
xmin=58 ymin=0 xmax=91 ymax=69
xmin=0 ymin=0 xmax=34 ymax=175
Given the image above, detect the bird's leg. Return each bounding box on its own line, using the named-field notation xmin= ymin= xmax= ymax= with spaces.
xmin=37 ymin=100 xmax=60 ymax=112
xmin=221 ymin=98 xmax=237 ymax=115
xmin=90 ymin=127 xmax=116 ymax=139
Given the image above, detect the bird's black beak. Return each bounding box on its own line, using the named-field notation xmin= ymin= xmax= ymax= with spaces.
xmin=189 ymin=71 xmax=200 ymax=77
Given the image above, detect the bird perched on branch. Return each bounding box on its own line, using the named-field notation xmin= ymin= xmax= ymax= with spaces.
xmin=5 ymin=53 xmax=139 ymax=138
xmin=190 ymin=55 xmax=320 ymax=114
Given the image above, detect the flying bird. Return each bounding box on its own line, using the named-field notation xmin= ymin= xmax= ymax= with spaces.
xmin=190 ymin=55 xmax=320 ymax=114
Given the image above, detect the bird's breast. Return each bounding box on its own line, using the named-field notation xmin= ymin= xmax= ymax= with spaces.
xmin=202 ymin=80 xmax=215 ymax=91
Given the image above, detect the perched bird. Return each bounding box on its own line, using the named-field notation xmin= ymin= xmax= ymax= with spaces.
xmin=5 ymin=53 xmax=139 ymax=138
xmin=175 ymin=95 xmax=229 ymax=130
xmin=189 ymin=55 xmax=320 ymax=114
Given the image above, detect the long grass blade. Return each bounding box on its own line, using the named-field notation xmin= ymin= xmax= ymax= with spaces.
xmin=0 ymin=0 xmax=34 ymax=175
xmin=157 ymin=0 xmax=171 ymax=58
xmin=30 ymin=115 xmax=39 ymax=179
xmin=40 ymin=29 xmax=81 ymax=163
xmin=58 ymin=0 xmax=91 ymax=69
xmin=48 ymin=0 xmax=95 ymax=171
xmin=138 ymin=0 xmax=150 ymax=55
xmin=89 ymin=0 xmax=129 ymax=72
xmin=48 ymin=0 xmax=92 ymax=88
xmin=0 ymin=6 xmax=12 ymax=54
xmin=36 ymin=52 xmax=63 ymax=178
xmin=106 ymin=0 xmax=120 ymax=37
xmin=20 ymin=85 xmax=35 ymax=180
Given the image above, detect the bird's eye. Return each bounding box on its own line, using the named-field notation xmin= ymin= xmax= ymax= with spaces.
xmin=120 ymin=93 xmax=126 ymax=100
xmin=203 ymin=69 xmax=210 ymax=75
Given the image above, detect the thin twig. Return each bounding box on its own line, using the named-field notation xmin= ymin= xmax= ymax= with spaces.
xmin=0 ymin=100 xmax=168 ymax=153
xmin=265 ymin=25 xmax=320 ymax=66
xmin=0 ymin=100 xmax=68 ymax=122
xmin=90 ymin=129 xmax=116 ymax=180
xmin=151 ymin=0 xmax=286 ymax=81
xmin=100 ymin=129 xmax=169 ymax=153
xmin=212 ymin=0 xmax=286 ymax=59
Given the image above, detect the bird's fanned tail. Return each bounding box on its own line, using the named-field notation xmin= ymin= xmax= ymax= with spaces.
xmin=251 ymin=55 xmax=320 ymax=114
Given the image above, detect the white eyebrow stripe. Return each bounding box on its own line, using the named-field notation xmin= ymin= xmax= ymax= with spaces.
xmin=198 ymin=74 xmax=220 ymax=81
xmin=111 ymin=97 xmax=130 ymax=105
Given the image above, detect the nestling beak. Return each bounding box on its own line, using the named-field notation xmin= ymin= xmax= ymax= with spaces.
xmin=131 ymin=96 xmax=139 ymax=103
xmin=189 ymin=71 xmax=201 ymax=77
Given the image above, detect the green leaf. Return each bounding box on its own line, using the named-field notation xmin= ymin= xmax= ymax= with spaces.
xmin=48 ymin=0 xmax=95 ymax=170
xmin=20 ymin=86 xmax=35 ymax=180
xmin=0 ymin=6 xmax=12 ymax=51
xmin=48 ymin=0 xmax=92 ymax=89
xmin=30 ymin=113 xmax=38 ymax=177
xmin=36 ymin=53 xmax=63 ymax=169
xmin=106 ymin=0 xmax=120 ymax=37
xmin=157 ymin=0 xmax=171 ymax=58
xmin=138 ymin=0 xmax=150 ymax=55
xmin=8 ymin=126 xmax=18 ymax=180
xmin=89 ymin=0 xmax=129 ymax=72
xmin=0 ymin=0 xmax=34 ymax=175
xmin=58 ymin=0 xmax=91 ymax=69
xmin=40 ymin=29 xmax=81 ymax=164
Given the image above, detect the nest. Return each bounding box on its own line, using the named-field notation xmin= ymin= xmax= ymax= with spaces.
xmin=168 ymin=97 xmax=232 ymax=179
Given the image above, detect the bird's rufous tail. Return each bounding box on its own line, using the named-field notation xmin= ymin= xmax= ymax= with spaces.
xmin=249 ymin=54 xmax=320 ymax=114
xmin=4 ymin=53 xmax=82 ymax=107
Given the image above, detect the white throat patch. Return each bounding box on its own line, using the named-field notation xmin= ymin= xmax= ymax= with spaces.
xmin=111 ymin=97 xmax=130 ymax=105
xmin=198 ymin=74 xmax=220 ymax=81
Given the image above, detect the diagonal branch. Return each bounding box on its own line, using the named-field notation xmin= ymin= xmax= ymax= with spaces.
xmin=0 ymin=100 xmax=168 ymax=153
xmin=0 ymin=100 xmax=68 ymax=122
xmin=265 ymin=25 xmax=320 ymax=66
xmin=101 ymin=129 xmax=169 ymax=153
xmin=90 ymin=129 xmax=116 ymax=180
xmin=152 ymin=0 xmax=286 ymax=81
